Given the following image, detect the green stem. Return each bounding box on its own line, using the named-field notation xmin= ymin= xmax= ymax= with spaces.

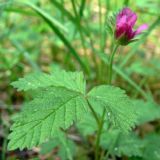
xmin=87 ymin=99 xmax=100 ymax=125
xmin=88 ymin=44 xmax=119 ymax=160
xmin=95 ymin=109 xmax=106 ymax=160
xmin=108 ymin=44 xmax=119 ymax=84
xmin=124 ymin=0 xmax=130 ymax=6
xmin=87 ymin=99 xmax=105 ymax=160
xmin=88 ymin=44 xmax=119 ymax=159
xmin=2 ymin=126 xmax=9 ymax=160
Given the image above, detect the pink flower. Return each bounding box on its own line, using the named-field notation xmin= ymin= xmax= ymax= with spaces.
xmin=115 ymin=8 xmax=148 ymax=45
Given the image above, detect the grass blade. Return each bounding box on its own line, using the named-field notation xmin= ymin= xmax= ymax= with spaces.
xmin=79 ymin=0 xmax=86 ymax=18
xmin=26 ymin=2 xmax=68 ymax=33
xmin=24 ymin=2 xmax=88 ymax=72
xmin=50 ymin=0 xmax=89 ymax=37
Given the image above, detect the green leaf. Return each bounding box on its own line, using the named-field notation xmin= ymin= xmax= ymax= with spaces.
xmin=8 ymin=87 xmax=88 ymax=150
xmin=115 ymin=134 xmax=144 ymax=157
xmin=8 ymin=70 xmax=138 ymax=151
xmin=77 ymin=112 xmax=97 ymax=136
xmin=87 ymin=85 xmax=137 ymax=132
xmin=58 ymin=137 xmax=76 ymax=160
xmin=133 ymin=100 xmax=160 ymax=125
xmin=100 ymin=130 xmax=145 ymax=157
xmin=142 ymin=134 xmax=160 ymax=160
xmin=11 ymin=69 xmax=86 ymax=94
xmin=40 ymin=134 xmax=76 ymax=160
xmin=127 ymin=61 xmax=158 ymax=77
xmin=40 ymin=138 xmax=59 ymax=155
xmin=101 ymin=131 xmax=160 ymax=159
xmin=8 ymin=70 xmax=88 ymax=150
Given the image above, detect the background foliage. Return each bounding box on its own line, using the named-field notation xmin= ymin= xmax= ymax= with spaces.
xmin=0 ymin=0 xmax=160 ymax=159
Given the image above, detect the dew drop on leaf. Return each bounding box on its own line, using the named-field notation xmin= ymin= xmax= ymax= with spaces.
xmin=107 ymin=112 xmax=111 ymax=117
xmin=16 ymin=122 xmax=22 ymax=126
xmin=34 ymin=109 xmax=38 ymax=112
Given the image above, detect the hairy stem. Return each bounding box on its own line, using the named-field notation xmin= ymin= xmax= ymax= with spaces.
xmin=88 ymin=43 xmax=119 ymax=159
xmin=87 ymin=99 xmax=104 ymax=160
xmin=108 ymin=44 xmax=119 ymax=84
xmin=96 ymin=44 xmax=119 ymax=160
xmin=95 ymin=109 xmax=106 ymax=160
xmin=87 ymin=99 xmax=100 ymax=125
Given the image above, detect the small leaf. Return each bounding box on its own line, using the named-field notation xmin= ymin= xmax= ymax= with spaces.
xmin=77 ymin=112 xmax=97 ymax=136
xmin=100 ymin=130 xmax=145 ymax=157
xmin=40 ymin=133 xmax=76 ymax=160
xmin=133 ymin=100 xmax=160 ymax=125
xmin=142 ymin=134 xmax=160 ymax=160
xmin=87 ymin=85 xmax=137 ymax=132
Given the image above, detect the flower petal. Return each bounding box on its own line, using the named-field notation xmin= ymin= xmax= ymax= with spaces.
xmin=116 ymin=25 xmax=126 ymax=38
xmin=117 ymin=8 xmax=137 ymax=27
xmin=122 ymin=8 xmax=133 ymax=15
xmin=135 ymin=24 xmax=148 ymax=35
xmin=117 ymin=15 xmax=127 ymax=27
xmin=127 ymin=13 xmax=137 ymax=27
xmin=126 ymin=27 xmax=135 ymax=40
xmin=117 ymin=8 xmax=131 ymax=22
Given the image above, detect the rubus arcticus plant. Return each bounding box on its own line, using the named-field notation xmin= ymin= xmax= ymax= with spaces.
xmin=8 ymin=7 xmax=155 ymax=160
xmin=115 ymin=8 xmax=148 ymax=45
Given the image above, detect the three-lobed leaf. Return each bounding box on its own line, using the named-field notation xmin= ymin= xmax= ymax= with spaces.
xmin=8 ymin=69 xmax=137 ymax=150
xmin=9 ymin=70 xmax=87 ymax=150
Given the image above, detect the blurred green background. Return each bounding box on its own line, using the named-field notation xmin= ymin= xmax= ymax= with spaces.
xmin=0 ymin=0 xmax=160 ymax=159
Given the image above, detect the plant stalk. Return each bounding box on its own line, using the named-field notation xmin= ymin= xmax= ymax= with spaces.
xmin=87 ymin=99 xmax=100 ymax=125
xmin=108 ymin=44 xmax=119 ymax=84
xmin=95 ymin=44 xmax=119 ymax=160
xmin=95 ymin=109 xmax=106 ymax=160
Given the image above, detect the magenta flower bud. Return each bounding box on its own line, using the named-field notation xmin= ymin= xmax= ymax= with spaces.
xmin=115 ymin=8 xmax=148 ymax=45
